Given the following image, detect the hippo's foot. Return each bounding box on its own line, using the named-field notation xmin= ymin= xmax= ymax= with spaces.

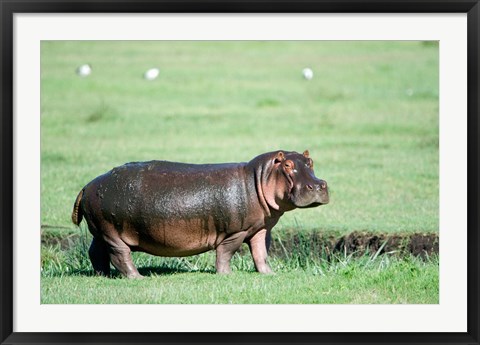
xmin=216 ymin=265 xmax=232 ymax=274
xmin=215 ymin=255 xmax=233 ymax=274
xmin=125 ymin=272 xmax=144 ymax=279
xmin=257 ymin=265 xmax=275 ymax=274
xmin=256 ymin=264 xmax=274 ymax=274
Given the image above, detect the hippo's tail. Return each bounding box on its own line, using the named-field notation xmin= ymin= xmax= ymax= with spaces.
xmin=71 ymin=189 xmax=84 ymax=226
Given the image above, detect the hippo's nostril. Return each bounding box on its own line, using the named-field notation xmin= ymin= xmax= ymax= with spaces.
xmin=321 ymin=182 xmax=327 ymax=189
xmin=306 ymin=184 xmax=313 ymax=191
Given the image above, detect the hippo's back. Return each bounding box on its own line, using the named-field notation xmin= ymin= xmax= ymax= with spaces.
xmin=81 ymin=160 xmax=252 ymax=242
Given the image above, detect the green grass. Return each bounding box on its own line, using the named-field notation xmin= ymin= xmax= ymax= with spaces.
xmin=41 ymin=233 xmax=439 ymax=304
xmin=41 ymin=41 xmax=439 ymax=304
xmin=41 ymin=41 xmax=438 ymax=233
xmin=42 ymin=263 xmax=439 ymax=304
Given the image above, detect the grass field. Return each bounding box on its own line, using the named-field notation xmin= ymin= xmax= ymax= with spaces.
xmin=41 ymin=41 xmax=439 ymax=304
xmin=42 ymin=242 xmax=439 ymax=304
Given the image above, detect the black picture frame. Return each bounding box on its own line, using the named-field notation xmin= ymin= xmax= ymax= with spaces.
xmin=1 ymin=1 xmax=479 ymax=344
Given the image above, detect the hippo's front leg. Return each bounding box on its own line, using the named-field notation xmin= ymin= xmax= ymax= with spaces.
xmin=215 ymin=232 xmax=247 ymax=274
xmin=247 ymin=229 xmax=273 ymax=274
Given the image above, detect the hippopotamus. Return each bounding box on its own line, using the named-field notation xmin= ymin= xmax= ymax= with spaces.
xmin=71 ymin=150 xmax=329 ymax=278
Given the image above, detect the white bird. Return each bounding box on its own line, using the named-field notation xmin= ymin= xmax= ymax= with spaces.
xmin=76 ymin=64 xmax=92 ymax=77
xmin=302 ymin=68 xmax=313 ymax=80
xmin=144 ymin=68 xmax=160 ymax=81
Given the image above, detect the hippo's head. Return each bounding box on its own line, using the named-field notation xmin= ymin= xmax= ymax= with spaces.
xmin=250 ymin=150 xmax=329 ymax=214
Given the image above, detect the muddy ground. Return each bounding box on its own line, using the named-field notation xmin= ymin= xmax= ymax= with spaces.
xmin=41 ymin=227 xmax=438 ymax=259
xmin=265 ymin=231 xmax=438 ymax=259
xmin=333 ymin=231 xmax=438 ymax=258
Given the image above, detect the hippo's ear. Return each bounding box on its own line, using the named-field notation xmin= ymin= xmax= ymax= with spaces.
xmin=274 ymin=151 xmax=285 ymax=164
xmin=303 ymin=150 xmax=310 ymax=158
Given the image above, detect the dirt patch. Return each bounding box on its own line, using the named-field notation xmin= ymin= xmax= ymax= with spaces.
xmin=265 ymin=231 xmax=438 ymax=259
xmin=332 ymin=231 xmax=438 ymax=259
xmin=407 ymin=233 xmax=439 ymax=257
xmin=41 ymin=231 xmax=81 ymax=250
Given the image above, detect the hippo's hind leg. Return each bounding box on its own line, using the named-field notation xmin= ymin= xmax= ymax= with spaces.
xmin=102 ymin=231 xmax=143 ymax=279
xmin=88 ymin=237 xmax=111 ymax=276
xmin=108 ymin=245 xmax=143 ymax=279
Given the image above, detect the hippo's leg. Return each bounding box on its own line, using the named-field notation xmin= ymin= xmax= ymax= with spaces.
xmin=215 ymin=232 xmax=247 ymax=274
xmin=88 ymin=237 xmax=111 ymax=276
xmin=101 ymin=230 xmax=143 ymax=279
xmin=247 ymin=229 xmax=273 ymax=274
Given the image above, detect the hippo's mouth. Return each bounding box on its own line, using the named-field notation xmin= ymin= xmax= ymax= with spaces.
xmin=296 ymin=201 xmax=328 ymax=209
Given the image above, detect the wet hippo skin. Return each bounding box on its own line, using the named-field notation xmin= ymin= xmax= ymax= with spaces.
xmin=72 ymin=150 xmax=329 ymax=278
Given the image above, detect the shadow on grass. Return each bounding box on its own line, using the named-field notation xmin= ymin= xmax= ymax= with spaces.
xmin=137 ymin=266 xmax=216 ymax=277
xmin=50 ymin=265 xmax=216 ymax=278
